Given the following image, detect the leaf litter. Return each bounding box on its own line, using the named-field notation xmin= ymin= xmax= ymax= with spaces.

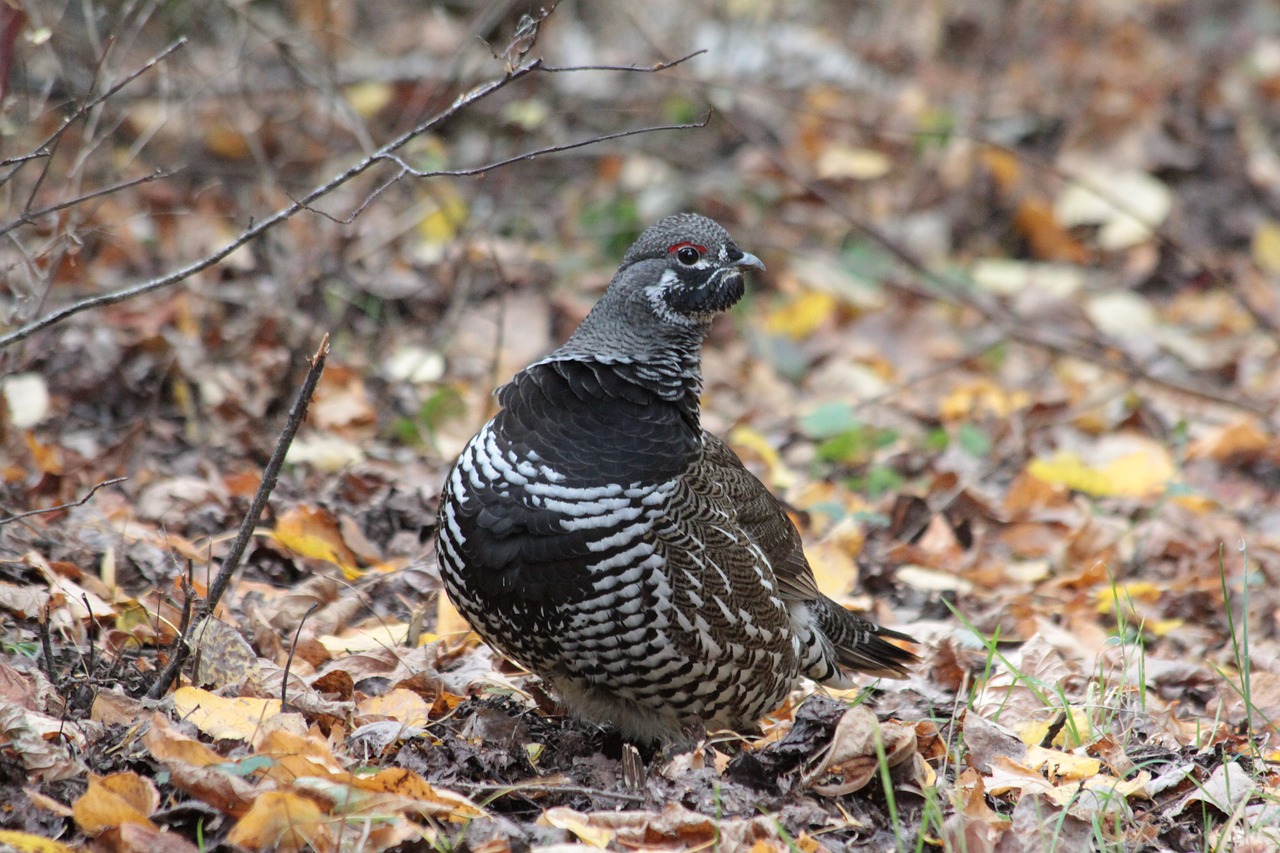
xmin=3 ymin=1 xmax=1280 ymax=850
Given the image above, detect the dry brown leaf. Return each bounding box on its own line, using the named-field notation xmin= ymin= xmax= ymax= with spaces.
xmin=801 ymin=705 xmax=918 ymax=796
xmin=253 ymin=726 xmax=346 ymax=784
xmin=171 ymin=686 xmax=284 ymax=741
xmin=343 ymin=767 xmax=486 ymax=820
xmin=0 ymin=703 xmax=87 ymax=782
xmin=541 ymin=806 xmax=615 ymax=847
xmin=142 ymin=713 xmax=225 ymax=768
xmin=94 ymin=823 xmax=201 ymax=853
xmin=963 ymin=711 xmax=1028 ymax=775
xmin=356 ymin=687 xmax=433 ymax=727
xmin=310 ymin=364 xmax=376 ymax=430
xmin=164 ymin=760 xmax=259 ymax=818
xmin=270 ymin=504 xmax=362 ymax=577
xmin=72 ymin=773 xmax=159 ymax=836
xmin=1187 ymin=417 xmax=1275 ymax=462
xmin=224 ymin=790 xmax=332 ymax=853
xmin=191 ymin=615 xmax=260 ymax=688
xmin=941 ymin=768 xmax=1006 ymax=853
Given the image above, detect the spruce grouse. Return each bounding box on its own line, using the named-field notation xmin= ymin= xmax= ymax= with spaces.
xmin=436 ymin=213 xmax=917 ymax=742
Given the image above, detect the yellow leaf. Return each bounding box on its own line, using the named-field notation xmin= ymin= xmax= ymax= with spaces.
xmin=1172 ymin=493 xmax=1217 ymax=514
xmin=172 ymin=686 xmax=283 ymax=741
xmin=1145 ymin=617 xmax=1184 ymax=637
xmin=345 ymin=767 xmax=486 ymax=820
xmin=1025 ymin=745 xmax=1101 ymax=781
xmin=72 ymin=773 xmax=158 ymax=835
xmin=418 ymin=186 xmax=467 ymax=245
xmin=804 ymin=519 xmax=865 ymax=600
xmin=436 ymin=592 xmax=474 ymax=639
xmin=1252 ymin=220 xmax=1280 ymax=274
xmin=0 ymin=830 xmax=77 ymax=853
xmin=225 ymin=790 xmax=330 ymax=853
xmin=1095 ymin=581 xmax=1162 ymax=613
xmin=764 ymin=291 xmax=838 ymax=340
xmin=344 ymin=81 xmax=393 ymax=118
xmin=1013 ymin=709 xmax=1090 ymax=749
xmin=729 ymin=425 xmax=797 ymax=489
xmin=815 ymin=144 xmax=892 ymax=180
xmin=1027 ymin=444 xmax=1173 ymax=499
xmin=271 ymin=504 xmax=362 ymax=578
xmin=940 ymin=379 xmax=1029 ymax=421
xmin=358 ymin=688 xmax=432 ymax=728
xmin=540 ymin=807 xmax=615 ymax=848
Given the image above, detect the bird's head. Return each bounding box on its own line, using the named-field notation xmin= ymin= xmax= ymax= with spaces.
xmin=616 ymin=212 xmax=765 ymax=327
xmin=554 ymin=213 xmax=764 ymax=366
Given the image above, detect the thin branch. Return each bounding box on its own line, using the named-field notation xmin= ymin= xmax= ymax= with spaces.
xmin=281 ymin=602 xmax=320 ymax=707
xmin=0 ymin=170 xmax=173 ymax=239
xmin=2 ymin=39 xmax=186 ymax=192
xmin=1 ymin=55 xmax=701 ymax=352
xmin=0 ymin=61 xmax=537 ymax=351
xmin=0 ymin=477 xmax=126 ymax=526
xmin=377 ymin=113 xmax=710 ymax=178
xmin=146 ymin=335 xmax=329 ymax=700
xmin=0 ymin=150 xmax=49 ymax=170
xmin=540 ymin=49 xmax=706 ymax=73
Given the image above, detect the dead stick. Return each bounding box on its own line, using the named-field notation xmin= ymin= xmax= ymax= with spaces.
xmin=146 ymin=334 xmax=329 ymax=699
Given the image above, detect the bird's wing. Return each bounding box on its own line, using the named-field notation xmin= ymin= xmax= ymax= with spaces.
xmin=698 ymin=434 xmax=918 ymax=677
xmin=698 ymin=433 xmax=823 ymax=602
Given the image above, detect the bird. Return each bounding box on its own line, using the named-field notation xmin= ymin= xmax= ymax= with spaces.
xmin=435 ymin=213 xmax=917 ymax=743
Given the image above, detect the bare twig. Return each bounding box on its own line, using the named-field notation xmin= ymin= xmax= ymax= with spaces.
xmin=448 ymin=779 xmax=648 ymax=804
xmin=0 ymin=55 xmax=700 ymax=351
xmin=281 ymin=602 xmax=320 ymax=707
xmin=0 ymin=170 xmax=172 ymax=239
xmin=0 ymin=39 xmax=186 ymax=185
xmin=541 ymin=50 xmax=706 ymax=73
xmin=379 ymin=114 xmax=711 ymax=180
xmin=146 ymin=335 xmax=329 ymax=700
xmin=311 ymin=114 xmax=709 ymax=227
xmin=0 ymin=477 xmax=126 ymax=526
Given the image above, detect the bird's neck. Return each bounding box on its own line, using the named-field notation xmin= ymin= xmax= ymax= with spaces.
xmin=547 ymin=325 xmax=708 ymax=420
xmin=495 ymin=350 xmax=705 ymax=484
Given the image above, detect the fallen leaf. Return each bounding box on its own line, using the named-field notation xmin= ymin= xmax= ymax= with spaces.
xmin=541 ymin=806 xmax=616 ymax=847
xmin=1 ymin=373 xmax=50 ymax=428
xmin=191 ymin=616 xmax=260 ymax=688
xmin=1027 ymin=439 xmax=1174 ymax=499
xmin=72 ymin=773 xmax=158 ymax=835
xmin=1055 ymin=167 xmax=1172 ymax=249
xmin=357 ymin=687 xmax=433 ymax=727
xmin=270 ymin=504 xmax=362 ymax=577
xmin=224 ymin=790 xmax=331 ymax=853
xmin=765 ymin=290 xmax=839 ymax=340
xmin=1252 ymin=220 xmax=1280 ymax=274
xmin=172 ymin=686 xmax=284 ymax=741
xmin=0 ymin=830 xmax=78 ymax=853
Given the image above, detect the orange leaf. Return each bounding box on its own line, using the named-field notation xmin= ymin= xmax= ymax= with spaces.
xmin=224 ymin=790 xmax=331 ymax=853
xmin=72 ymin=773 xmax=158 ymax=836
xmin=271 ymin=504 xmax=362 ymax=577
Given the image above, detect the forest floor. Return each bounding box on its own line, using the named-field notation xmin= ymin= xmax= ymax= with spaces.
xmin=4 ymin=1 xmax=1280 ymax=851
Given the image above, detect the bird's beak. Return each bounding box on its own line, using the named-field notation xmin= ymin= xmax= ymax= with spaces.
xmin=736 ymin=252 xmax=766 ymax=272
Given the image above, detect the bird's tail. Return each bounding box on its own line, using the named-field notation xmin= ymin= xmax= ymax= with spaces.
xmin=814 ymin=595 xmax=919 ymax=680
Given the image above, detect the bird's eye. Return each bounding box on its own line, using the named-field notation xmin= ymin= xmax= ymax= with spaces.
xmin=676 ymin=246 xmax=701 ymax=266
